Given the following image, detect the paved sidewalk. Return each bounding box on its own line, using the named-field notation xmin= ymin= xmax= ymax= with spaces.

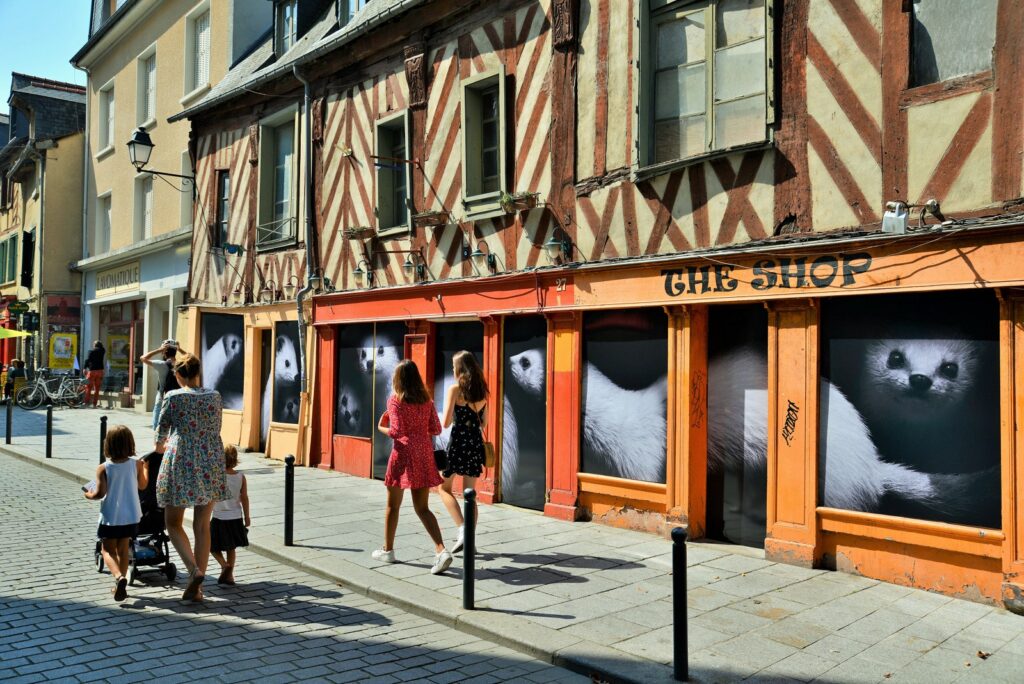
xmin=5 ymin=406 xmax=1024 ymax=683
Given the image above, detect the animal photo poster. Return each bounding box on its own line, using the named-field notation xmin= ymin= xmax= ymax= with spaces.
xmin=433 ymin=322 xmax=484 ymax=453
xmin=371 ymin=323 xmax=406 ymax=479
xmin=271 ymin=322 xmax=301 ymax=425
xmin=334 ymin=323 xmax=374 ymax=438
xmin=705 ymin=305 xmax=769 ymax=548
xmin=200 ymin=314 xmax=245 ymax=410
xmin=580 ymin=309 xmax=668 ymax=483
xmin=819 ymin=291 xmax=1000 ymax=529
xmin=502 ymin=316 xmax=547 ymax=510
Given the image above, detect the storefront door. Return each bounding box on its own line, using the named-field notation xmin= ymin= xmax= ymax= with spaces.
xmin=501 ymin=316 xmax=547 ymax=510
xmin=259 ymin=329 xmax=272 ymax=451
xmin=432 ymin=322 xmax=485 ymax=455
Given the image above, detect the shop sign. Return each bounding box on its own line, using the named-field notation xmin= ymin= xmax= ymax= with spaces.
xmin=96 ymin=261 xmax=141 ymax=298
xmin=7 ymin=301 xmax=28 ymax=316
xmin=660 ymin=253 xmax=873 ymax=297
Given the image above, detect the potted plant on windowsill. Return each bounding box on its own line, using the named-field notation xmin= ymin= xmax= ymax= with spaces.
xmin=500 ymin=191 xmax=541 ymax=214
xmin=412 ymin=209 xmax=450 ymax=228
xmin=344 ymin=226 xmax=376 ymax=240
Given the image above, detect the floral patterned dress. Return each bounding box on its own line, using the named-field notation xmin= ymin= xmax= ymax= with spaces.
xmin=155 ymin=387 xmax=227 ymax=508
xmin=383 ymin=395 xmax=443 ymax=490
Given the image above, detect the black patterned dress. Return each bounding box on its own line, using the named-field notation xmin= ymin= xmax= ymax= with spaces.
xmin=443 ymin=403 xmax=486 ymax=478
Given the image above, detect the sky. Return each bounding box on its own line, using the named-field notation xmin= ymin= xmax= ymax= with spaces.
xmin=0 ymin=0 xmax=92 ymax=115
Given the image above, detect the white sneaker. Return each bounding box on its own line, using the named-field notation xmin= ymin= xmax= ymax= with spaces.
xmin=451 ymin=526 xmax=465 ymax=554
xmin=431 ymin=550 xmax=453 ymax=575
xmin=372 ymin=548 xmax=396 ymax=564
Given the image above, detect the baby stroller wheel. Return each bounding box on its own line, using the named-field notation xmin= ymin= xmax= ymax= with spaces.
xmin=164 ymin=563 xmax=177 ymax=581
xmin=95 ymin=542 xmax=104 ymax=573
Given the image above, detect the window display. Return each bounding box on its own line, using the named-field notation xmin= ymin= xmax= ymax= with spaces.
xmin=200 ymin=313 xmax=245 ymax=410
xmin=502 ymin=316 xmax=547 ymax=510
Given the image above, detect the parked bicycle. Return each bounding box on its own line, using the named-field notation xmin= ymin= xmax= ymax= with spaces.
xmin=15 ymin=369 xmax=87 ymax=410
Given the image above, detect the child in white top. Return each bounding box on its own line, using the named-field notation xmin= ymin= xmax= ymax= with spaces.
xmin=84 ymin=425 xmax=147 ymax=602
xmin=211 ymin=445 xmax=250 ymax=586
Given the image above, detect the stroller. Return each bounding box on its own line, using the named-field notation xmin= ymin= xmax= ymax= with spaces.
xmin=94 ymin=451 xmax=178 ymax=583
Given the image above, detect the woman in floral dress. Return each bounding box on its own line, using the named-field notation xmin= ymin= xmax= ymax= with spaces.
xmin=155 ymin=353 xmax=226 ymax=601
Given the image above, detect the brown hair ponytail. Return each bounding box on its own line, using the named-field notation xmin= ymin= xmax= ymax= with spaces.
xmin=453 ymin=350 xmax=487 ymax=403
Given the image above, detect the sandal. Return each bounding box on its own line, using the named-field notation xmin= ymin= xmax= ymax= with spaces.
xmin=113 ymin=576 xmax=128 ymax=602
xmin=217 ymin=566 xmax=235 ymax=586
xmin=181 ymin=568 xmax=205 ymax=601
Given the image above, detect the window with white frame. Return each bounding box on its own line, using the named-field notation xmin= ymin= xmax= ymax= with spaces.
xmin=185 ymin=7 xmax=211 ymax=95
xmin=376 ymin=112 xmax=410 ymax=233
xmin=909 ymin=0 xmax=997 ymax=87
xmin=95 ymin=194 xmax=112 ymax=254
xmin=461 ymin=69 xmax=506 ymax=217
xmin=640 ymin=0 xmax=773 ymax=168
xmin=257 ymin=111 xmax=298 ymax=249
xmin=134 ymin=175 xmax=153 ymax=241
xmin=137 ymin=51 xmax=156 ymax=124
xmin=99 ymin=83 xmax=115 ymax=149
xmin=276 ymin=0 xmax=299 ymax=54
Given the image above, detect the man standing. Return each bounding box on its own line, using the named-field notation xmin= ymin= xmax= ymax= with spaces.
xmin=140 ymin=339 xmax=184 ymax=428
xmin=84 ymin=341 xmax=106 ymax=407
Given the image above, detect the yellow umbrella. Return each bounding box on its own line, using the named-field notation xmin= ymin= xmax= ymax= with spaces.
xmin=0 ymin=328 xmax=31 ymax=339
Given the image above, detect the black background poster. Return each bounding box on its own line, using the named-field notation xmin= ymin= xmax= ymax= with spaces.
xmin=335 ymin=323 xmax=374 ymax=438
xmin=433 ymin=322 xmax=484 ymax=454
xmin=272 ymin=322 xmax=301 ymax=424
xmin=502 ymin=316 xmax=547 ymax=510
xmin=201 ymin=313 xmax=245 ymax=410
xmin=580 ymin=309 xmax=668 ymax=483
xmin=820 ymin=291 xmax=1000 ymax=528
xmin=372 ymin=323 xmax=407 ymax=479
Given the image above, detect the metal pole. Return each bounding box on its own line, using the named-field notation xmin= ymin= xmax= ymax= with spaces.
xmin=99 ymin=415 xmax=107 ymax=464
xmin=45 ymin=402 xmax=53 ymax=459
xmin=284 ymin=454 xmax=295 ymax=546
xmin=5 ymin=397 xmax=11 ymax=445
xmin=673 ymin=526 xmax=688 ymax=682
xmin=462 ymin=488 xmax=476 ymax=610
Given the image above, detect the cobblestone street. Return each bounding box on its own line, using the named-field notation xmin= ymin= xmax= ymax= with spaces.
xmin=0 ymin=455 xmax=587 ymax=683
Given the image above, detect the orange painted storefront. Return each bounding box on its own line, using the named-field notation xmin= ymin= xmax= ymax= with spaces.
xmin=311 ymin=224 xmax=1024 ymax=610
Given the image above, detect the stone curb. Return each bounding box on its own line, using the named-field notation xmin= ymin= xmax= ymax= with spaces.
xmin=2 ymin=445 xmax=677 ymax=684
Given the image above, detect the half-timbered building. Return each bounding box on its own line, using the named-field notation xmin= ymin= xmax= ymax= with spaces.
xmin=173 ymin=0 xmax=1024 ymax=610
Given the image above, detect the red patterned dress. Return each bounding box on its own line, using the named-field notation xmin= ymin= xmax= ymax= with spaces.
xmin=383 ymin=394 xmax=443 ymax=489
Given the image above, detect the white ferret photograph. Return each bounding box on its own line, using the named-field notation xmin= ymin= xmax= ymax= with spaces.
xmin=200 ymin=313 xmax=245 ymax=410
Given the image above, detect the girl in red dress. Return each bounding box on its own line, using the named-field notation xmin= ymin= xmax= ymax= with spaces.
xmin=374 ymin=360 xmax=453 ymax=575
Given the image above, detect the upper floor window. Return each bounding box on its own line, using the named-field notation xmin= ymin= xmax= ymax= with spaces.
xmin=99 ymin=83 xmax=115 ymax=150
xmin=6 ymin=235 xmax=18 ymax=284
xmin=95 ymin=194 xmax=112 ymax=254
xmin=339 ymin=0 xmax=370 ymax=26
xmin=134 ymin=175 xmax=153 ymax=241
xmin=910 ymin=0 xmax=997 ymax=88
xmin=277 ymin=0 xmax=299 ymax=54
xmin=257 ymin=111 xmax=298 ymax=249
xmin=461 ymin=69 xmax=507 ymax=218
xmin=137 ymin=51 xmax=156 ymax=125
xmin=214 ymin=170 xmax=230 ymax=247
xmin=185 ymin=7 xmax=211 ymax=95
xmin=20 ymin=230 xmax=33 ymax=288
xmin=376 ymin=112 xmax=410 ymax=234
xmin=641 ymin=0 xmax=773 ymax=168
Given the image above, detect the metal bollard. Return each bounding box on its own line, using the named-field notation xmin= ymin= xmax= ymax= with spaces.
xmin=99 ymin=415 xmax=107 ymax=464
xmin=45 ymin=403 xmax=53 ymax=459
xmin=673 ymin=526 xmax=688 ymax=682
xmin=284 ymin=455 xmax=295 ymax=546
xmin=5 ymin=397 xmax=11 ymax=445
xmin=462 ymin=488 xmax=476 ymax=610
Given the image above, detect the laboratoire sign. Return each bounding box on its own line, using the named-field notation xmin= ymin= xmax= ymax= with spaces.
xmin=96 ymin=261 xmax=141 ymax=298
xmin=660 ymin=253 xmax=873 ymax=296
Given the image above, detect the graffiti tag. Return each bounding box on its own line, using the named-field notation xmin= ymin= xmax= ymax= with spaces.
xmin=661 ymin=253 xmax=873 ymax=297
xmin=782 ymin=400 xmax=800 ymax=446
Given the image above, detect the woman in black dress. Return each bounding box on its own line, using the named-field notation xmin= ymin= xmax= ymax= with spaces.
xmin=437 ymin=350 xmax=488 ymax=553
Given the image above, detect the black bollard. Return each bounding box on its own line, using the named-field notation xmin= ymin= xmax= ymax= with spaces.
xmin=99 ymin=415 xmax=107 ymax=464
xmin=284 ymin=455 xmax=295 ymax=546
xmin=5 ymin=397 xmax=11 ymax=445
xmin=45 ymin=402 xmax=53 ymax=459
xmin=462 ymin=488 xmax=476 ymax=610
xmin=673 ymin=527 xmax=688 ymax=681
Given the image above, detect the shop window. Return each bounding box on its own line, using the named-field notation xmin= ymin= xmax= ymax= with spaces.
xmin=200 ymin=313 xmax=245 ymax=410
xmin=910 ymin=0 xmax=997 ymax=87
xmin=502 ymin=316 xmax=548 ymax=511
xmin=275 ymin=0 xmax=299 ymax=55
xmin=137 ymin=49 xmax=156 ymax=125
xmin=271 ymin=321 xmax=301 ymax=424
xmin=20 ymin=230 xmax=34 ymax=288
xmin=580 ymin=309 xmax=668 ymax=484
xmin=819 ymin=291 xmax=1000 ymax=529
xmin=98 ymin=82 xmax=115 ymax=150
xmin=375 ymin=111 xmax=410 ymax=234
xmin=257 ymin=111 xmax=298 ymax=250
xmin=214 ymin=169 xmax=230 ymax=247
xmin=461 ymin=69 xmax=506 ymax=218
xmin=185 ymin=5 xmax=211 ymax=96
xmin=95 ymin=193 xmax=111 ymax=254
xmin=639 ymin=0 xmax=773 ymax=170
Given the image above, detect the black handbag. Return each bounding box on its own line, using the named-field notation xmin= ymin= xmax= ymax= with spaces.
xmin=433 ymin=447 xmax=447 ymax=470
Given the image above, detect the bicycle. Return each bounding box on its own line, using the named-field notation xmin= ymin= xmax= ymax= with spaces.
xmin=15 ymin=369 xmax=87 ymax=410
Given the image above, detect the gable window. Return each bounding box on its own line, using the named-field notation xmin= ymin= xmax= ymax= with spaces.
xmin=214 ymin=170 xmax=230 ymax=247
xmin=134 ymin=175 xmax=153 ymax=241
xmin=910 ymin=0 xmax=997 ymax=88
xmin=137 ymin=50 xmax=156 ymax=125
xmin=95 ymin=193 xmax=112 ymax=254
xmin=339 ymin=0 xmax=370 ymax=26
xmin=640 ymin=0 xmax=773 ymax=169
xmin=257 ymin=110 xmax=299 ymax=249
xmin=98 ymin=83 xmax=115 ymax=150
xmin=461 ymin=69 xmax=507 ymax=218
xmin=277 ymin=0 xmax=299 ymax=54
xmin=185 ymin=6 xmax=211 ymax=96
xmin=375 ymin=112 xmax=410 ymax=234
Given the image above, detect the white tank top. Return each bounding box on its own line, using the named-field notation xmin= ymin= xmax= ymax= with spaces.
xmin=99 ymin=459 xmax=143 ymax=527
xmin=213 ymin=472 xmax=244 ymax=520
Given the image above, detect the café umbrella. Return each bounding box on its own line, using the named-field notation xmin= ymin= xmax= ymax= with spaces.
xmin=0 ymin=329 xmax=31 ymax=339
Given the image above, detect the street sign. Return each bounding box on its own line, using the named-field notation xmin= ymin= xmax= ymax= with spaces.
xmin=7 ymin=302 xmax=28 ymax=316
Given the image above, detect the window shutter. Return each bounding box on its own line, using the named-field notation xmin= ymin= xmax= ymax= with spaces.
xmin=144 ymin=178 xmax=153 ymax=237
xmin=194 ymin=12 xmax=210 ymax=90
xmin=145 ymin=55 xmax=156 ymax=121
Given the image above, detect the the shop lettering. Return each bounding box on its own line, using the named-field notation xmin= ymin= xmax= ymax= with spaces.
xmin=96 ymin=261 xmax=141 ymax=297
xmin=661 ymin=253 xmax=873 ymax=296
xmin=782 ymin=400 xmax=800 ymax=446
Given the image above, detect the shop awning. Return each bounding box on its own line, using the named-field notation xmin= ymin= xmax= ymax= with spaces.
xmin=0 ymin=328 xmax=32 ymax=339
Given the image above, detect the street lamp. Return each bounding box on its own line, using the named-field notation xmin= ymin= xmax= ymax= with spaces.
xmin=470 ymin=244 xmax=496 ymax=273
xmin=126 ymin=127 xmax=195 ymax=192
xmin=543 ymin=230 xmax=573 ymax=264
xmin=282 ymin=274 xmax=301 ymax=299
xmin=353 ymin=260 xmax=374 ymax=288
xmin=259 ymin=280 xmax=277 ymax=304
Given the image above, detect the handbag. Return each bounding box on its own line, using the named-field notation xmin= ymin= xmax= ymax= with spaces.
xmin=483 ymin=441 xmax=495 ymax=469
xmin=433 ymin=437 xmax=447 ymax=470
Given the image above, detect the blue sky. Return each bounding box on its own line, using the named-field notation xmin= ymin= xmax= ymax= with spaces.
xmin=0 ymin=0 xmax=92 ymax=115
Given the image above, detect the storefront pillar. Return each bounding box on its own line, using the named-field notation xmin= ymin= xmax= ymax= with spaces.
xmin=544 ymin=311 xmax=581 ymax=521
xmin=476 ymin=316 xmax=501 ymax=504
xmin=1001 ymin=295 xmax=1024 ymax=614
xmin=666 ymin=305 xmax=708 ymax=537
xmin=764 ymin=299 xmax=821 ymax=567
xmin=315 ymin=325 xmax=336 ymax=470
